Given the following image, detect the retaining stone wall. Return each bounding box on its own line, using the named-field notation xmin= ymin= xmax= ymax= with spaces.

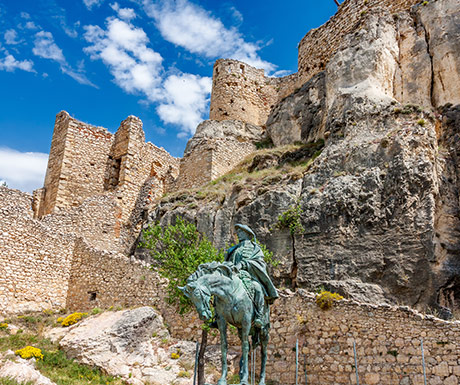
xmin=297 ymin=0 xmax=422 ymax=85
xmin=65 ymin=239 xmax=165 ymax=312
xmin=0 ymin=187 xmax=74 ymax=313
xmin=158 ymin=288 xmax=460 ymax=385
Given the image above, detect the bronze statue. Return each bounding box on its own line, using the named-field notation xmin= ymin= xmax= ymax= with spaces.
xmin=180 ymin=224 xmax=278 ymax=385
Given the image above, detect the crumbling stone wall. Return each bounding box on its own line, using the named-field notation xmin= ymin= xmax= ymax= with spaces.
xmin=297 ymin=0 xmax=421 ymax=85
xmin=65 ymin=239 xmax=165 ymax=311
xmin=0 ymin=187 xmax=74 ymax=313
xmin=34 ymin=111 xmax=179 ymax=226
xmin=176 ymin=120 xmax=262 ymax=190
xmin=268 ymin=290 xmax=460 ymax=385
xmin=209 ymin=59 xmax=299 ymax=127
xmin=37 ymin=111 xmax=113 ymax=217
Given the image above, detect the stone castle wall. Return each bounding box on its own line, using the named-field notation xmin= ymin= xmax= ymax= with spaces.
xmin=65 ymin=239 xmax=165 ymax=311
xmin=37 ymin=111 xmax=113 ymax=217
xmin=176 ymin=120 xmax=262 ymax=190
xmin=297 ymin=0 xmax=422 ymax=85
xmin=0 ymin=186 xmax=167 ymax=314
xmin=34 ymin=111 xmax=179 ymax=227
xmin=209 ymin=59 xmax=299 ymax=127
xmin=0 ymin=187 xmax=74 ymax=313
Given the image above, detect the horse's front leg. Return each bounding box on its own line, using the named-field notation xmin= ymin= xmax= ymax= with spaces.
xmin=258 ymin=328 xmax=269 ymax=385
xmin=239 ymin=319 xmax=251 ymax=385
xmin=217 ymin=315 xmax=228 ymax=385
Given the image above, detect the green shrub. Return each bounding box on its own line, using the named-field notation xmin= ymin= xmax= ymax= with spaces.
xmin=417 ymin=119 xmax=426 ymax=126
xmin=275 ymin=204 xmax=305 ymax=235
xmin=140 ymin=217 xmax=224 ymax=313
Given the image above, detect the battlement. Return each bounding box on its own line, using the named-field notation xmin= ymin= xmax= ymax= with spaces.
xmin=209 ymin=59 xmax=299 ymax=127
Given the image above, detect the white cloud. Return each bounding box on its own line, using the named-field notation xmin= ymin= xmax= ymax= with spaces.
xmin=4 ymin=29 xmax=21 ymax=45
xmin=83 ymin=0 xmax=104 ymax=10
xmin=110 ymin=3 xmax=136 ymax=21
xmin=33 ymin=30 xmax=96 ymax=87
xmin=84 ymin=17 xmax=163 ymax=100
xmin=0 ymin=54 xmax=34 ymax=72
xmin=84 ymin=16 xmax=212 ymax=137
xmin=157 ymin=73 xmax=212 ymax=136
xmin=20 ymin=12 xmax=31 ymax=19
xmin=0 ymin=147 xmax=48 ymax=193
xmin=25 ymin=21 xmax=39 ymax=30
xmin=33 ymin=31 xmax=65 ymax=62
xmin=143 ymin=0 xmax=275 ymax=73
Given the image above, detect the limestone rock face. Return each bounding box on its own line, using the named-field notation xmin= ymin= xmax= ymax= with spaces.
xmin=393 ymin=11 xmax=432 ymax=108
xmin=59 ymin=307 xmax=192 ymax=384
xmin=184 ymin=119 xmax=263 ymax=156
xmin=419 ymin=0 xmax=460 ymax=107
xmin=267 ymin=72 xmax=326 ymax=146
xmin=0 ymin=354 xmax=56 ymax=385
xmin=145 ymin=0 xmax=460 ymax=314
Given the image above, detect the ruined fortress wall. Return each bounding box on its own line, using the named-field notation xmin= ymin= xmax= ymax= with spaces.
xmin=34 ymin=112 xmax=179 ymax=228
xmin=176 ymin=141 xmax=213 ymax=190
xmin=65 ymin=239 xmax=165 ymax=312
xmin=0 ymin=187 xmax=74 ymax=313
xmin=297 ymin=0 xmax=421 ymax=85
xmin=209 ymin=59 xmax=299 ymax=127
xmin=39 ymin=111 xmax=114 ymax=216
xmin=39 ymin=194 xmax=122 ymax=252
xmin=210 ymin=139 xmax=255 ymax=180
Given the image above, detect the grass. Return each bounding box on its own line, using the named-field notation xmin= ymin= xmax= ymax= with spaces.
xmin=0 ymin=312 xmax=125 ymax=385
xmin=36 ymin=350 xmax=124 ymax=385
xmin=0 ymin=379 xmax=34 ymax=385
xmin=161 ymin=141 xmax=324 ymax=206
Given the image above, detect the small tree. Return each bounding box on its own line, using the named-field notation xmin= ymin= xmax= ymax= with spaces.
xmin=140 ymin=217 xmax=224 ymax=385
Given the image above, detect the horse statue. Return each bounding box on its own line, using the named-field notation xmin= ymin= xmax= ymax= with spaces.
xmin=180 ymin=261 xmax=270 ymax=385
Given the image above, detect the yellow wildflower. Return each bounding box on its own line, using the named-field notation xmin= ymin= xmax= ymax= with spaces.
xmin=15 ymin=346 xmax=44 ymax=360
xmin=61 ymin=312 xmax=88 ymax=327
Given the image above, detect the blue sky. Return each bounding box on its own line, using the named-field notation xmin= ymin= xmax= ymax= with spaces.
xmin=0 ymin=0 xmax=337 ymax=192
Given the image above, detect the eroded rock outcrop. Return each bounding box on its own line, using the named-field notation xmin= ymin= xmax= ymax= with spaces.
xmin=58 ymin=307 xmax=196 ymax=385
xmin=143 ymin=0 xmax=460 ymax=315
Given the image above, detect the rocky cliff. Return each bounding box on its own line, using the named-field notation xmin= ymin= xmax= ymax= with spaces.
xmin=138 ymin=0 xmax=460 ymax=317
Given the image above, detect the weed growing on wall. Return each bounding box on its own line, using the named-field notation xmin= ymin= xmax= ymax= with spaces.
xmin=315 ymin=290 xmax=343 ymax=310
xmin=275 ymin=204 xmax=305 ymax=235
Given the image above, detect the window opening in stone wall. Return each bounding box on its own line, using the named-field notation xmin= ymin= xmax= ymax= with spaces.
xmin=240 ymin=64 xmax=245 ymax=74
xmin=105 ymin=156 xmax=122 ymax=190
xmin=88 ymin=291 xmax=97 ymax=301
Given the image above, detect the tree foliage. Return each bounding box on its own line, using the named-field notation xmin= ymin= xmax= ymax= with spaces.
xmin=140 ymin=217 xmax=224 ymax=314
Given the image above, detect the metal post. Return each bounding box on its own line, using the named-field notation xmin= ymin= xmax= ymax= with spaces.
xmin=251 ymin=348 xmax=255 ymax=385
xmin=421 ymin=339 xmax=427 ymax=385
xmin=353 ymin=340 xmax=360 ymax=385
xmin=303 ymin=353 xmax=308 ymax=385
xmin=295 ymin=339 xmax=299 ymax=385
xmin=193 ymin=341 xmax=199 ymax=385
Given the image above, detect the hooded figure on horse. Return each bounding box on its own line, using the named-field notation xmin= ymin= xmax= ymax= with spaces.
xmin=180 ymin=224 xmax=278 ymax=385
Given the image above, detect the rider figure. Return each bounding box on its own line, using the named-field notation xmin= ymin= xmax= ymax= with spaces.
xmin=225 ymin=224 xmax=279 ymax=328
